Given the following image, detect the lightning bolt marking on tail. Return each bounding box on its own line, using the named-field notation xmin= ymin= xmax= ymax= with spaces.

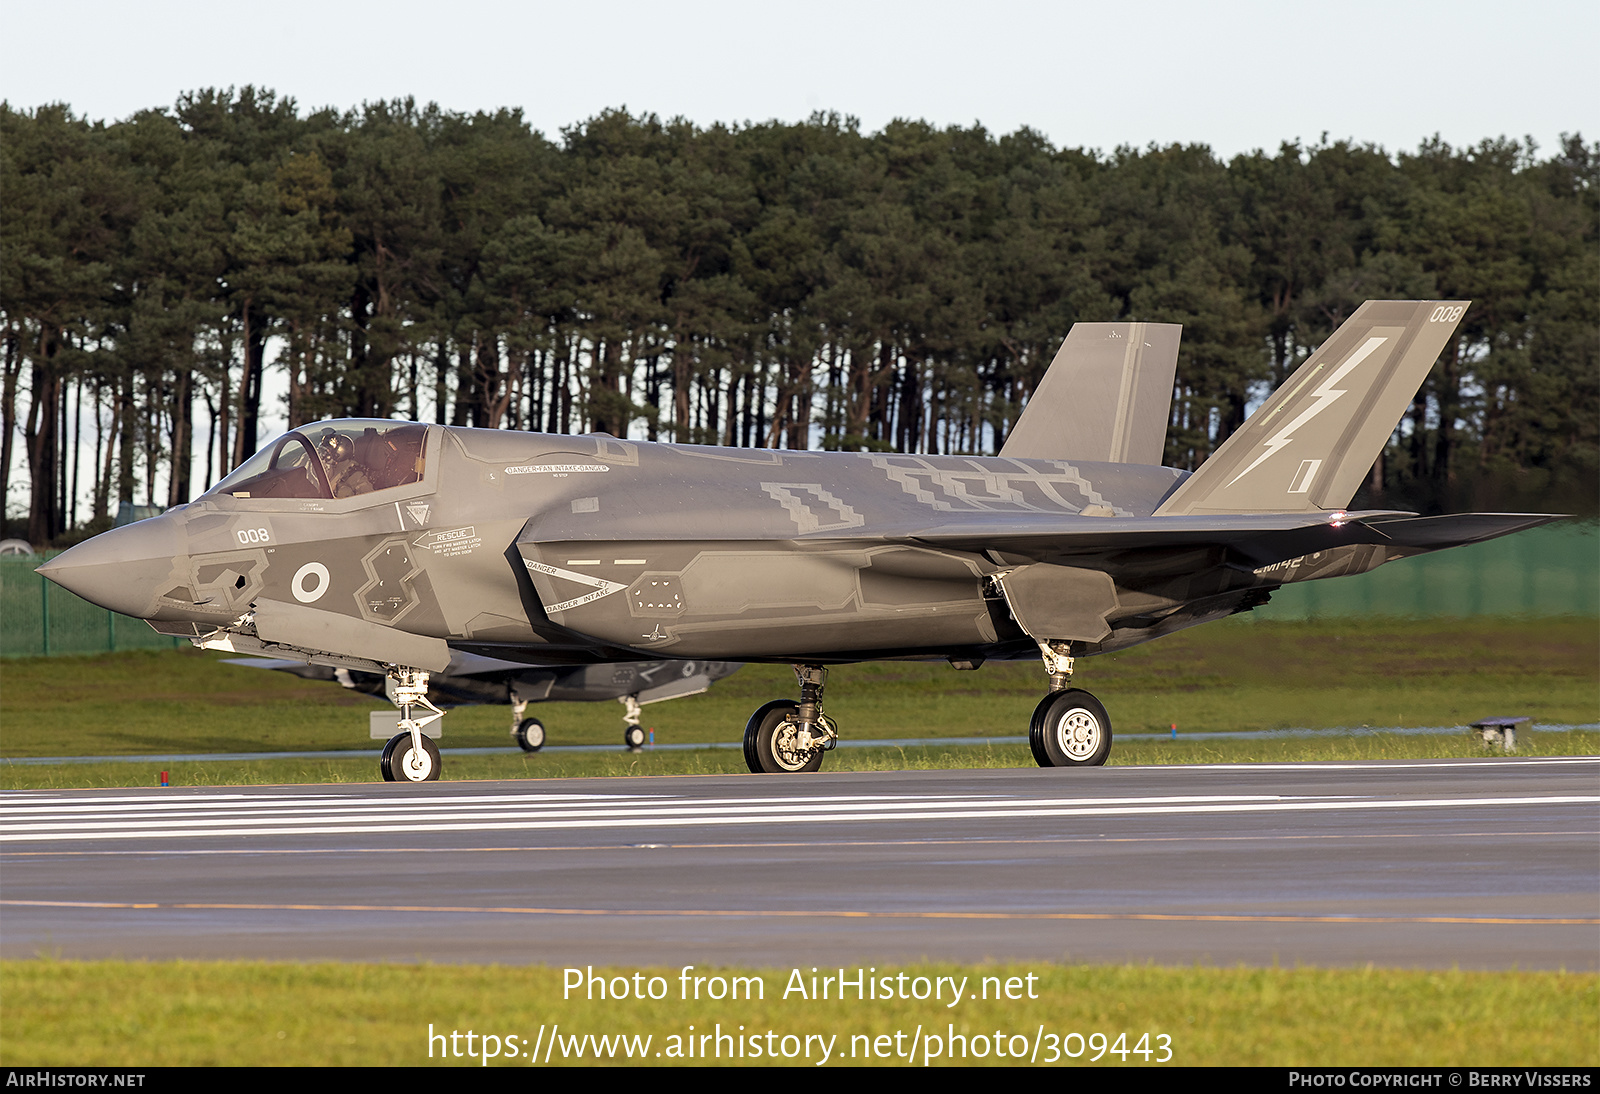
xmin=1225 ymin=336 xmax=1389 ymax=488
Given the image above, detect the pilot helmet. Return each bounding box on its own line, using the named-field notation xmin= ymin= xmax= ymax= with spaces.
xmin=317 ymin=433 xmax=353 ymax=463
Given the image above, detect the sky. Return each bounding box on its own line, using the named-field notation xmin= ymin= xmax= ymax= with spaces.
xmin=3 ymin=0 xmax=1594 ymax=159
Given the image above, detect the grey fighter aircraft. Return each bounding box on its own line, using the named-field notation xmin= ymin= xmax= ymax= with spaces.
xmin=39 ymin=300 xmax=1558 ymax=782
xmin=223 ymin=653 xmax=740 ymax=756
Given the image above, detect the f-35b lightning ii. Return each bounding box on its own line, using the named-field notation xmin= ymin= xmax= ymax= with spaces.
xmin=39 ymin=301 xmax=1558 ymax=781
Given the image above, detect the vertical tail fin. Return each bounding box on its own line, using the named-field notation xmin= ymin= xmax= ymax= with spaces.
xmin=1155 ymin=301 xmax=1468 ymax=515
xmin=1000 ymin=322 xmax=1181 ymax=464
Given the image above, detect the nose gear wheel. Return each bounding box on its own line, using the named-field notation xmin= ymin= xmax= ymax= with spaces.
xmin=381 ymin=731 xmax=441 ymax=781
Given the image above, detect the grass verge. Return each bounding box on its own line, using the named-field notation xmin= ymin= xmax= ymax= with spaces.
xmin=2 ymin=960 xmax=1594 ymax=1067
xmin=4 ymin=731 xmax=1598 ymax=790
xmin=2 ymin=616 xmax=1594 ymax=787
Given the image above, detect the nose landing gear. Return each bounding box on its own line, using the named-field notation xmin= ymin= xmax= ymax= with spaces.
xmin=380 ymin=731 xmax=441 ymax=781
xmin=379 ymin=666 xmax=445 ymax=782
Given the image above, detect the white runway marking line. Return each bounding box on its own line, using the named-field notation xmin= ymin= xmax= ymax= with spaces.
xmin=0 ymin=791 xmax=1049 ymax=817
xmin=1158 ymin=757 xmax=1600 ymax=772
xmin=0 ymin=794 xmax=1290 ymax=833
xmin=0 ymin=792 xmax=1284 ymax=813
xmin=1 ymin=790 xmax=1594 ymax=842
xmin=0 ymin=791 xmax=654 ymax=813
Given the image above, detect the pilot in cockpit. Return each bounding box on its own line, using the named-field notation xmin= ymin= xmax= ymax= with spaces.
xmin=315 ymin=431 xmax=375 ymax=498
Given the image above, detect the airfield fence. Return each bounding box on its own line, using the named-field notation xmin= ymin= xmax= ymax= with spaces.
xmin=1251 ymin=522 xmax=1597 ymax=621
xmin=1 ymin=555 xmax=184 ymax=658
xmin=0 ymin=524 xmax=1594 ymax=659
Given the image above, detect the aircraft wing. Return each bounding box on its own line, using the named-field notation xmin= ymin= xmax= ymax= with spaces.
xmin=637 ymin=672 xmax=718 ymax=705
xmin=908 ymin=510 xmax=1563 ymax=647
xmin=441 ymin=650 xmax=549 ymax=675
xmin=222 ymin=649 xmax=580 ymax=678
xmin=900 ymin=510 xmax=1563 ymax=569
xmin=516 ymin=506 xmax=1561 ymax=656
xmin=519 ymin=506 xmax=1556 ymax=569
xmin=219 ymin=657 xmax=339 ymax=680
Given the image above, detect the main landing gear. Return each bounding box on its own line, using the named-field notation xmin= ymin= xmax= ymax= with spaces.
xmin=738 ymin=651 xmax=1109 ymax=775
xmin=510 ymin=693 xmax=546 ymax=752
xmin=513 ymin=716 xmax=547 ymax=752
xmin=380 ymin=666 xmax=445 ymax=782
xmin=508 ymin=692 xmax=649 ymax=754
xmin=1028 ymin=641 xmax=1112 ymax=767
xmin=621 ymin=694 xmax=646 ymax=751
xmin=744 ymin=665 xmax=837 ymax=773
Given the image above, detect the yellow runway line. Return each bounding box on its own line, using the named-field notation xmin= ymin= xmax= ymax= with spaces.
xmin=5 ymin=899 xmax=1596 ymax=926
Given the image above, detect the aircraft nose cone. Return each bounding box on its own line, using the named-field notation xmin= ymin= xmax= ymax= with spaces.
xmin=36 ymin=515 xmax=184 ymax=619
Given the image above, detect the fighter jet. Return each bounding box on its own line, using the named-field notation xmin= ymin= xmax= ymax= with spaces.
xmin=39 ymin=300 xmax=1558 ymax=781
xmin=222 ymin=653 xmax=740 ymax=759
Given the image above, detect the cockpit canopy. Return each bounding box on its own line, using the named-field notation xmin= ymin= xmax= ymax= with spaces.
xmin=207 ymin=420 xmax=428 ymax=501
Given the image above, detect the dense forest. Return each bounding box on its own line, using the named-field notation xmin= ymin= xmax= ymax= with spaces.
xmin=3 ymin=89 xmax=1595 ymax=545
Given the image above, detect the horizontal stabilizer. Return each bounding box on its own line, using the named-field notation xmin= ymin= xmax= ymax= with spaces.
xmin=1001 ymin=322 xmax=1181 ymax=465
xmin=1356 ymin=512 xmax=1566 ymax=550
xmin=1156 ymin=301 xmax=1470 ymax=515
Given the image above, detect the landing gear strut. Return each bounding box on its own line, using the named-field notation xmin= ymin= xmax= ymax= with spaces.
xmin=744 ymin=665 xmax=837 ymax=773
xmin=621 ymin=694 xmax=646 ymax=750
xmin=1028 ymin=641 xmax=1111 ymax=767
xmin=380 ymin=666 xmax=445 ymax=782
xmin=510 ymin=693 xmax=546 ymax=752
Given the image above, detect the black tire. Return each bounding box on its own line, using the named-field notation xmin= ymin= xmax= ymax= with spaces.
xmin=743 ymin=699 xmax=824 ymax=774
xmin=514 ymin=717 xmax=546 ymax=752
xmin=623 ymin=723 xmax=646 ymax=750
xmin=380 ymin=731 xmax=442 ymax=782
xmin=1029 ymin=689 xmax=1112 ymax=768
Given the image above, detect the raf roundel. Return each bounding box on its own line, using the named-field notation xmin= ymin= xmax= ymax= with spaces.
xmin=292 ymin=562 xmax=331 ymax=604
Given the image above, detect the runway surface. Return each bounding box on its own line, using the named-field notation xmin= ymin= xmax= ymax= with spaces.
xmin=2 ymin=757 xmax=1596 ymax=969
